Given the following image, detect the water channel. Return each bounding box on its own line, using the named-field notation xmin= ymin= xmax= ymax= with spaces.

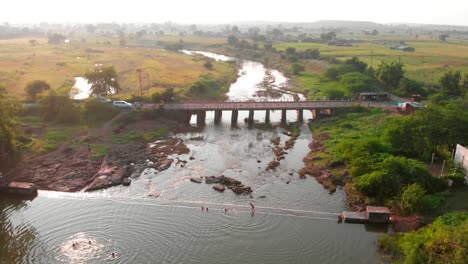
xmin=0 ymin=52 xmax=381 ymax=264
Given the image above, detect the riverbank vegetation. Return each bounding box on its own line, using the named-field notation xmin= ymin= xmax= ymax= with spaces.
xmin=378 ymin=211 xmax=468 ymax=263
xmin=305 ymin=96 xmax=467 ymax=214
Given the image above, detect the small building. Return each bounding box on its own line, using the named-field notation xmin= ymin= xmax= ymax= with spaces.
xmin=391 ymin=46 xmax=415 ymax=52
xmin=396 ymin=102 xmax=426 ymax=114
xmin=0 ymin=181 xmax=38 ymax=197
xmin=366 ymin=206 xmax=391 ymax=223
xmin=454 ymin=144 xmax=468 ymax=178
xmin=357 ymin=92 xmax=390 ymax=101
xmin=411 ymin=94 xmax=422 ymax=102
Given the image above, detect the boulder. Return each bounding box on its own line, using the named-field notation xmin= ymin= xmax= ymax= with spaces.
xmin=205 ymin=176 xmax=223 ymax=184
xmin=122 ymin=178 xmax=131 ymax=186
xmin=231 ymin=185 xmax=252 ymax=195
xmin=156 ymin=159 xmax=173 ymax=171
xmin=190 ymin=177 xmax=203 ymax=184
xmin=213 ymin=185 xmax=225 ymax=192
xmin=267 ymin=161 xmax=280 ymax=171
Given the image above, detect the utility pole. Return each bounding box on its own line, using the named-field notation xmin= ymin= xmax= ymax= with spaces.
xmin=136 ymin=68 xmax=143 ymax=97
xmin=370 ymin=50 xmax=373 ymax=68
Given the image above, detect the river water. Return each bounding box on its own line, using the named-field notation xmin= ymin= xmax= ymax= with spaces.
xmin=0 ymin=52 xmax=381 ymax=264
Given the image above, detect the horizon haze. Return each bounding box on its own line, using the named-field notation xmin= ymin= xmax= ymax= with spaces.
xmin=2 ymin=0 xmax=468 ymax=26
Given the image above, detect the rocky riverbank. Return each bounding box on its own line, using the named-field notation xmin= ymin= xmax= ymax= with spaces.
xmin=6 ymin=136 xmax=190 ymax=193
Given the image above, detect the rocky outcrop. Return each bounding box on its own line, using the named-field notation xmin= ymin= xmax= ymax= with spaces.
xmin=203 ymin=175 xmax=252 ymax=195
xmin=84 ymin=159 xmax=131 ymax=192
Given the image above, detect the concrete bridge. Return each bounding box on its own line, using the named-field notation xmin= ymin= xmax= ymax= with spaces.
xmin=152 ymin=100 xmax=391 ymax=125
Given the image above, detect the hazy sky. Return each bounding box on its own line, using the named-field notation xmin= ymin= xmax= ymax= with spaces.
xmin=2 ymin=0 xmax=468 ymax=26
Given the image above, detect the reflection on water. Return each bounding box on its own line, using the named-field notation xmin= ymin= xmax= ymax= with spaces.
xmin=70 ymin=77 xmax=92 ymax=100
xmin=0 ymin=198 xmax=45 ymax=264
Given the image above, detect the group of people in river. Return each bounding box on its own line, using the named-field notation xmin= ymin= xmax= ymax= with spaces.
xmin=71 ymin=240 xmax=117 ymax=260
xmin=201 ymin=203 xmax=256 ymax=215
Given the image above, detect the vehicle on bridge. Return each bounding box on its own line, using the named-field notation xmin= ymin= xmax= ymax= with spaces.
xmin=112 ymin=101 xmax=133 ymax=109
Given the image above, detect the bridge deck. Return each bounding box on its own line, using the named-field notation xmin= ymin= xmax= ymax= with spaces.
xmin=159 ymin=101 xmax=391 ymax=111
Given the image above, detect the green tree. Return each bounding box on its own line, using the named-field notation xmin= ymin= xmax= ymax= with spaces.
xmin=399 ymin=183 xmax=426 ymax=215
xmin=84 ymin=66 xmax=121 ymax=96
xmin=439 ymin=34 xmax=449 ymax=41
xmin=48 ymin=33 xmax=66 ymax=44
xmin=375 ymin=61 xmax=404 ymax=89
xmin=263 ymin=43 xmax=273 ymax=51
xmin=379 ymin=212 xmax=468 ymax=263
xmin=39 ymin=90 xmax=80 ymax=124
xmin=291 ymin=63 xmax=305 ymax=75
xmin=339 ymin=72 xmax=376 ymax=94
xmin=462 ymin=73 xmax=468 ymax=95
xmin=439 ymin=70 xmax=462 ymax=96
xmin=394 ymin=78 xmax=426 ymax=97
xmin=0 ymin=86 xmax=21 ymax=169
xmin=227 ymin=35 xmax=239 ymax=46
xmin=320 ymin=31 xmax=336 ymax=42
xmin=324 ymin=64 xmax=357 ymax=81
xmin=323 ymin=89 xmax=345 ymax=100
xmin=345 ymin=57 xmax=368 ymax=73
xmin=285 ymin=47 xmax=296 ymax=55
xmin=25 ymin=80 xmax=51 ymax=101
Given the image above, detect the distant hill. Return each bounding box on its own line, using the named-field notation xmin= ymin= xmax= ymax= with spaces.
xmin=311 ymin=20 xmax=383 ymax=28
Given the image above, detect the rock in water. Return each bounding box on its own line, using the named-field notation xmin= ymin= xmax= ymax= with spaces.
xmin=122 ymin=178 xmax=131 ymax=186
xmin=190 ymin=178 xmax=203 ymax=183
xmin=213 ymin=185 xmax=225 ymax=192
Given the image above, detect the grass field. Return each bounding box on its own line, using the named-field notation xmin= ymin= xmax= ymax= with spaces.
xmin=0 ymin=37 xmax=235 ymax=100
xmin=275 ymin=37 xmax=468 ymax=87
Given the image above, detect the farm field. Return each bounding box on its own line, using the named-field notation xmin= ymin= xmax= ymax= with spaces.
xmin=0 ymin=37 xmax=235 ymax=100
xmin=275 ymin=38 xmax=468 ymax=90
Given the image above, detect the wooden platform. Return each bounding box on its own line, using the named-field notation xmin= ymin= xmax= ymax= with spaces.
xmin=343 ymin=211 xmax=368 ymax=223
xmin=0 ymin=181 xmax=38 ymax=197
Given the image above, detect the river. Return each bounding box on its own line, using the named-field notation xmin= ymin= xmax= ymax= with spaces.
xmin=0 ymin=52 xmax=381 ymax=264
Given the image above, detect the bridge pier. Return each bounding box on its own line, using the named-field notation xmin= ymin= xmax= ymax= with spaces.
xmin=196 ymin=110 xmax=206 ymax=125
xmin=214 ymin=110 xmax=222 ymax=124
xmin=281 ymin=109 xmax=287 ymax=124
xmin=231 ymin=110 xmax=238 ymax=125
xmin=248 ymin=110 xmax=254 ymax=123
xmin=297 ymin=109 xmax=303 ymax=123
xmin=265 ymin=110 xmax=270 ymax=123
xmin=312 ymin=109 xmax=333 ymax=120
xmin=311 ymin=109 xmax=320 ymax=120
xmin=183 ymin=111 xmax=192 ymax=124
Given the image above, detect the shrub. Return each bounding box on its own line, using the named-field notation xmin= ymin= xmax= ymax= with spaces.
xmin=82 ymin=99 xmax=119 ymax=123
xmin=25 ymin=80 xmax=51 ymax=101
xmin=324 ymin=64 xmax=357 ymax=81
xmin=39 ymin=91 xmax=80 ymax=123
xmin=399 ymin=183 xmax=426 ymax=215
xmin=339 ymin=72 xmax=376 ymax=94
xmin=291 ymin=63 xmax=305 ymax=75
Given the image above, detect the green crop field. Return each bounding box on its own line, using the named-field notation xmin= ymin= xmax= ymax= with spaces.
xmin=275 ymin=38 xmax=468 ymax=85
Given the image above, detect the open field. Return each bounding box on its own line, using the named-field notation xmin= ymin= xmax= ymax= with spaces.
xmin=0 ymin=37 xmax=235 ymax=100
xmin=275 ymin=38 xmax=468 ymax=86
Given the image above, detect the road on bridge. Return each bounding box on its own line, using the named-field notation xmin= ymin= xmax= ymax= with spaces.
xmin=146 ymin=100 xmax=393 ymax=111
